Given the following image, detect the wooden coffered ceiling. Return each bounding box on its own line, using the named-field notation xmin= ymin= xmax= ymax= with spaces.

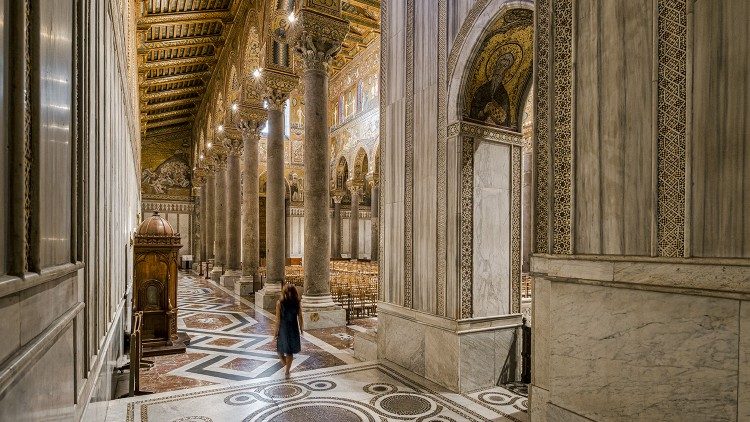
xmin=332 ymin=0 xmax=381 ymax=74
xmin=136 ymin=0 xmax=242 ymax=140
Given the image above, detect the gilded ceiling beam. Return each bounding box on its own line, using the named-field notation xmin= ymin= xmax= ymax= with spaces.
xmin=341 ymin=11 xmax=379 ymax=30
xmin=137 ymin=10 xmax=232 ymax=29
xmin=145 ymin=116 xmax=193 ymax=130
xmin=143 ymin=108 xmax=195 ymax=121
xmin=139 ymin=35 xmax=224 ymax=52
xmin=344 ymin=0 xmax=381 ymax=9
xmin=144 ymin=125 xmax=193 ymax=139
xmin=140 ymin=55 xmax=216 ymax=70
xmin=142 ymin=98 xmax=198 ymax=111
xmin=141 ymin=71 xmax=211 ymax=86
xmin=143 ymin=86 xmax=204 ymax=101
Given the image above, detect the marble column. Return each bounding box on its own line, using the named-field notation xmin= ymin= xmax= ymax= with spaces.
xmin=221 ymin=135 xmax=243 ymax=288
xmin=205 ymin=170 xmax=216 ymax=262
xmin=237 ymin=115 xmax=264 ymax=296
xmin=348 ymin=183 xmax=362 ymax=261
xmin=368 ymin=176 xmax=379 ymax=261
xmin=331 ymin=191 xmax=344 ymax=259
xmin=211 ymin=148 xmax=228 ymax=283
xmin=255 ymin=91 xmax=289 ymax=311
xmin=291 ymin=8 xmax=348 ymax=329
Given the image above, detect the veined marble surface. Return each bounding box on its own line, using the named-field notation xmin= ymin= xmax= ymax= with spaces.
xmin=105 ymin=362 xmax=528 ymax=422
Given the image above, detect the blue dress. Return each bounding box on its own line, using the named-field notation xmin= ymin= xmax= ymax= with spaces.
xmin=276 ymin=300 xmax=301 ymax=355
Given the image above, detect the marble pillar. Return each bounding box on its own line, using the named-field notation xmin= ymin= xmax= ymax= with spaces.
xmin=211 ymin=149 xmax=228 ymax=283
xmin=237 ymin=116 xmax=264 ymax=296
xmin=348 ymin=183 xmax=362 ymax=261
xmin=331 ymin=192 xmax=344 ymax=259
xmin=369 ymin=178 xmax=379 ymax=262
xmin=199 ymin=183 xmax=207 ymax=265
xmin=205 ymin=171 xmax=216 ymax=262
xmin=221 ymin=135 xmax=243 ymax=288
xmin=291 ymin=11 xmax=348 ymax=329
xmin=255 ymin=95 xmax=288 ymax=311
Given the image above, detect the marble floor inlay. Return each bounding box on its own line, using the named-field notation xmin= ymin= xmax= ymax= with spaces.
xmin=140 ymin=274 xmax=358 ymax=393
xmin=107 ymin=362 xmax=528 ymax=422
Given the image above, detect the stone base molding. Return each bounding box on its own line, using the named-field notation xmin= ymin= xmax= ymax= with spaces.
xmin=234 ymin=276 xmax=255 ymax=296
xmin=220 ymin=270 xmax=242 ymax=289
xmin=210 ymin=266 xmax=223 ymax=284
xmin=377 ymin=302 xmax=523 ymax=393
xmin=530 ymin=255 xmax=750 ymax=421
xmin=255 ymin=284 xmax=282 ymax=312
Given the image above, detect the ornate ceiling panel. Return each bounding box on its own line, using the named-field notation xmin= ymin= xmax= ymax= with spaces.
xmin=330 ymin=0 xmax=381 ymax=75
xmin=136 ymin=0 xmax=241 ymax=140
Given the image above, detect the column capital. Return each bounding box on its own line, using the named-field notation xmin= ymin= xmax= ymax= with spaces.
xmin=223 ymin=130 xmax=244 ymax=156
xmin=209 ymin=144 xmax=229 ymax=170
xmin=346 ymin=180 xmax=365 ymax=197
xmin=193 ymin=168 xmax=208 ymax=187
xmin=289 ymin=5 xmax=349 ymax=72
xmin=332 ymin=189 xmax=346 ymax=204
xmin=366 ymin=172 xmax=379 ymax=187
xmin=262 ymin=69 xmax=298 ymax=110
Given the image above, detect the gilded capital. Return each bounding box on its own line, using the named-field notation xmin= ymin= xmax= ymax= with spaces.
xmin=289 ymin=8 xmax=349 ymax=72
xmin=332 ymin=189 xmax=346 ymax=204
xmin=223 ymin=128 xmax=244 ymax=156
xmin=261 ymin=69 xmax=298 ymax=110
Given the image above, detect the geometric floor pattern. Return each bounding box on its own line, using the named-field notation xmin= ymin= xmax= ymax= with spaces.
xmin=140 ymin=274 xmax=359 ymax=393
xmin=106 ymin=362 xmax=529 ymax=422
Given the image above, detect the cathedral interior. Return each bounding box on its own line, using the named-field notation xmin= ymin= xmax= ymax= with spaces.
xmin=0 ymin=0 xmax=748 ymax=421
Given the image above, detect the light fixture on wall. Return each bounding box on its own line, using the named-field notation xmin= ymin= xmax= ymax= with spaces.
xmin=199 ymin=153 xmax=204 ymax=160
xmin=217 ymin=124 xmax=224 ymax=132
xmin=231 ymin=103 xmax=238 ymax=112
xmin=287 ymin=12 xmax=296 ymax=23
xmin=207 ymin=142 xmax=212 ymax=148
xmin=252 ymin=68 xmax=262 ymax=79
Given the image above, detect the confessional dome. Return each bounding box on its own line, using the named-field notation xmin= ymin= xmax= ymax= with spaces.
xmin=136 ymin=212 xmax=176 ymax=237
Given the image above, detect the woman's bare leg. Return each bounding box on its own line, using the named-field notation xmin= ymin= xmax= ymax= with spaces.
xmin=284 ymin=355 xmax=293 ymax=377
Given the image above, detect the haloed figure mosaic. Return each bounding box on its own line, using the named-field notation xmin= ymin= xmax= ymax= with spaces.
xmin=274 ymin=283 xmax=304 ymax=378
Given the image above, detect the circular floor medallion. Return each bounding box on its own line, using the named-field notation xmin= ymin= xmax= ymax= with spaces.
xmin=224 ymin=392 xmax=257 ymax=406
xmin=263 ymin=384 xmax=304 ymax=399
xmin=477 ymin=391 xmax=513 ymax=406
xmin=245 ymin=401 xmax=376 ymax=422
xmin=305 ymin=379 xmax=336 ymax=391
xmin=378 ymin=393 xmax=434 ymax=416
xmin=363 ymin=382 xmax=397 ymax=395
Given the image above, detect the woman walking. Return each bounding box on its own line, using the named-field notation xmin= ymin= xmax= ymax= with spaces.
xmin=274 ymin=283 xmax=304 ymax=378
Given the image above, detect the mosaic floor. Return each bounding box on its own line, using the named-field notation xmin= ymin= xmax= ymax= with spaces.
xmin=107 ymin=362 xmax=528 ymax=422
xmin=141 ymin=273 xmax=369 ymax=393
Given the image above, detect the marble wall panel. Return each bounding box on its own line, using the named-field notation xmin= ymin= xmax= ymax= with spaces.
xmin=549 ymin=282 xmax=739 ymax=421
xmin=342 ymin=218 xmax=351 ymax=256
xmin=531 ymin=275 xmax=553 ymax=391
xmin=447 ymin=0 xmax=475 ymax=54
xmin=384 ymin=99 xmax=405 ymax=305
xmin=289 ymin=215 xmax=304 ymax=258
xmin=0 ymin=293 xmax=20 ymax=364
xmin=413 ymin=86 xmax=438 ymax=313
xmin=425 ymin=325 xmax=460 ymax=390
xmin=458 ymin=328 xmax=515 ymax=391
xmin=0 ymin=327 xmax=75 ymax=421
xmin=691 ymin=0 xmax=750 ymax=259
xmin=445 ymin=137 xmax=459 ymax=319
xmin=472 ymin=141 xmax=511 ymax=317
xmin=0 ymin=0 xmax=6 ymax=276
xmin=38 ymin=0 xmax=74 ymax=268
xmin=573 ymin=0 xmax=653 ymax=256
xmin=19 ymin=273 xmax=77 ymax=345
xmin=740 ymin=300 xmax=750 ymax=420
xmin=379 ymin=312 xmax=426 ymax=376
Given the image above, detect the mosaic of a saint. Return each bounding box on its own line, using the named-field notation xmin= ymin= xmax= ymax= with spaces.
xmin=468 ymin=52 xmax=514 ymax=127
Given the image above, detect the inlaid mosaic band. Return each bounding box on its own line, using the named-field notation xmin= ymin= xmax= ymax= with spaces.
xmin=656 ymin=0 xmax=687 ymax=258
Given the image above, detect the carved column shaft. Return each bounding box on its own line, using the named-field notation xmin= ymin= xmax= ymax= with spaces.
xmin=205 ymin=172 xmax=216 ymax=261
xmin=241 ymin=121 xmax=262 ymax=288
xmin=370 ymin=182 xmax=379 ymax=261
xmin=349 ymin=185 xmax=362 ymax=261
xmin=265 ymin=103 xmax=286 ymax=286
xmin=222 ymin=136 xmax=243 ymax=285
xmin=332 ymin=193 xmax=344 ymax=259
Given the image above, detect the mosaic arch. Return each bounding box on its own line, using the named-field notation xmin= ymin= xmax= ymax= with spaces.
xmin=462 ymin=8 xmax=533 ymax=131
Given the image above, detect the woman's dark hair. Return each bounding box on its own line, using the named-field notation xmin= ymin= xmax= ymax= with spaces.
xmin=281 ymin=283 xmax=301 ymax=308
